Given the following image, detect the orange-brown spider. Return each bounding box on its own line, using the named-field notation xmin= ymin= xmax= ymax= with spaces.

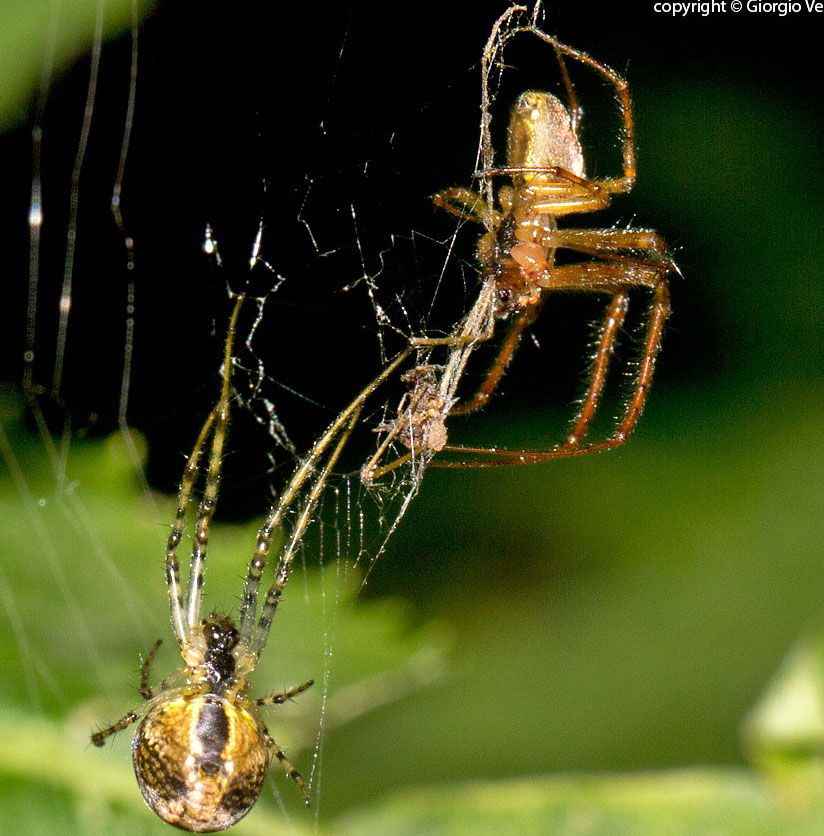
xmin=362 ymin=9 xmax=674 ymax=481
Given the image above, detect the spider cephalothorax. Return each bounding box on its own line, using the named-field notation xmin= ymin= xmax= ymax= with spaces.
xmin=193 ymin=614 xmax=241 ymax=689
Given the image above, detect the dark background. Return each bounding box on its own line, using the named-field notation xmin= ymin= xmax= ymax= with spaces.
xmin=3 ymin=0 xmax=822 ymax=502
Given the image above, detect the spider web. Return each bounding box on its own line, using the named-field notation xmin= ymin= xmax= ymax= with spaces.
xmin=0 ymin=0 xmax=647 ymax=830
xmin=0 ymin=0 xmax=515 ymax=830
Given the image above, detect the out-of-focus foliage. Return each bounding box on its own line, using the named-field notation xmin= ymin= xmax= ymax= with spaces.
xmin=0 ymin=408 xmax=454 ymax=835
xmin=0 ymin=0 xmax=154 ymax=129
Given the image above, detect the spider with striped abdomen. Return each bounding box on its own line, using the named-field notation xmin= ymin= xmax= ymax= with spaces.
xmin=91 ymin=298 xmax=314 ymax=833
xmin=91 ymin=294 xmax=411 ymax=831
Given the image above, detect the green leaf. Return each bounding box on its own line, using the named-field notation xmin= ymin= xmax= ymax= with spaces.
xmin=0 ymin=0 xmax=155 ymax=130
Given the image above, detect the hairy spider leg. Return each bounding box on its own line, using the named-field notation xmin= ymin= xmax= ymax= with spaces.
xmin=164 ymin=407 xmax=216 ymax=644
xmin=564 ymin=290 xmax=630 ymax=446
xmin=183 ymin=313 xmax=236 ymax=632
xmin=255 ymin=679 xmax=315 ymax=708
xmin=553 ymin=46 xmax=582 ymax=135
xmin=436 ymin=248 xmax=671 ymax=468
xmin=252 ymin=408 xmax=361 ymax=658
xmin=90 ymin=639 xmax=162 ymax=745
xmin=448 ymin=304 xmax=541 ymax=418
xmin=447 ymin=224 xmax=672 ymax=453
xmin=267 ymin=736 xmax=309 ymax=801
xmin=546 ymin=228 xmax=672 ymax=450
xmin=138 ymin=639 xmax=163 ymax=699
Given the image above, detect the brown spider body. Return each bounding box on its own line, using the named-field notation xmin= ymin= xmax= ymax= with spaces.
xmin=458 ymin=84 xmax=673 ymax=455
xmin=481 ymin=91 xmax=590 ymax=315
xmin=362 ymin=20 xmax=675 ymax=482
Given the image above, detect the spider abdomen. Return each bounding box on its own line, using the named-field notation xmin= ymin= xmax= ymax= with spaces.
xmin=133 ymin=693 xmax=269 ymax=833
xmin=507 ymin=91 xmax=584 ymax=183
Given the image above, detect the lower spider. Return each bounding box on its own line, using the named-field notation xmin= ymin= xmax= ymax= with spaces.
xmin=92 ymin=297 xmax=412 ymax=831
xmin=91 ymin=299 xmax=314 ymax=832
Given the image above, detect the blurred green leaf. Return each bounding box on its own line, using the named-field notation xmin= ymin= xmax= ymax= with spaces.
xmin=338 ymin=769 xmax=824 ymax=836
xmin=745 ymin=634 xmax=824 ymax=806
xmin=0 ymin=402 xmax=452 ymax=834
xmin=0 ymin=0 xmax=155 ymax=130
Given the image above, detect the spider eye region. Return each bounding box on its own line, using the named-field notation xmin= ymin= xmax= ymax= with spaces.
xmin=133 ymin=694 xmax=269 ymax=833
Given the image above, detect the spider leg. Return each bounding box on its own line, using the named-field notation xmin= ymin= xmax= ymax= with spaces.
xmin=432 ymin=187 xmax=496 ymax=226
xmin=182 ymin=298 xmax=244 ymax=634
xmin=553 ymin=47 xmax=582 ymax=134
xmin=450 ymin=306 xmax=538 ymax=417
xmin=255 ymin=679 xmax=314 ymax=707
xmin=361 ymin=451 xmax=414 ymax=483
xmin=164 ymin=298 xmax=244 ymax=644
xmin=443 ymin=227 xmax=671 ymax=427
xmin=597 ymin=276 xmax=669 ymax=452
xmin=544 ymin=228 xmax=671 ymax=263
xmin=182 ymin=398 xmax=229 ymax=631
xmin=263 ymin=729 xmax=310 ymax=805
xmin=252 ymin=408 xmax=361 ymax=658
xmin=435 ymin=257 xmax=670 ymax=467
xmin=239 ymin=349 xmax=411 ymax=646
xmin=562 ymin=291 xmax=630 ymax=449
xmin=138 ymin=639 xmax=162 ymax=700
xmin=91 ymin=640 xmax=162 ymax=746
xmin=165 ymin=408 xmax=215 ymax=645
xmin=358 ymin=392 xmax=414 ymax=485
xmin=546 ymin=228 xmax=673 ymax=450
xmin=91 ymin=710 xmax=141 ymax=747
